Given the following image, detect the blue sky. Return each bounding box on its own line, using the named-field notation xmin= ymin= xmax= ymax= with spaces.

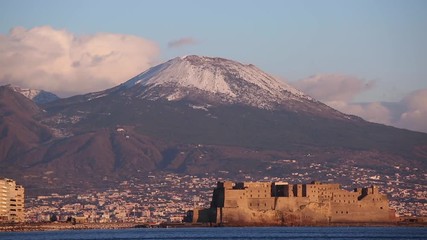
xmin=1 ymin=0 xmax=427 ymax=131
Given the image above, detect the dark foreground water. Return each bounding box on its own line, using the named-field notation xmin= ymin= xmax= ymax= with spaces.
xmin=0 ymin=227 xmax=425 ymax=240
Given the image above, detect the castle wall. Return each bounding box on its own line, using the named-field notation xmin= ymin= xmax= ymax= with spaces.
xmin=205 ymin=181 xmax=394 ymax=225
xmin=329 ymin=187 xmax=390 ymax=222
xmin=220 ymin=207 xmax=280 ymax=225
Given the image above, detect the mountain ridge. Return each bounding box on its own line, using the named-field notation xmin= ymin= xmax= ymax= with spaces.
xmin=0 ymin=55 xmax=426 ymax=193
xmin=123 ymin=55 xmax=309 ymax=101
xmin=7 ymin=85 xmax=60 ymax=104
xmin=55 ymin=55 xmax=358 ymax=121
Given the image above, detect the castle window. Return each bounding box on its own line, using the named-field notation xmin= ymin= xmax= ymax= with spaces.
xmin=346 ymin=211 xmax=348 ymax=214
xmin=380 ymin=207 xmax=383 ymax=209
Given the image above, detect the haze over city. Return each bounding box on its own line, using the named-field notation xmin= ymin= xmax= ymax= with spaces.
xmin=1 ymin=0 xmax=426 ymax=133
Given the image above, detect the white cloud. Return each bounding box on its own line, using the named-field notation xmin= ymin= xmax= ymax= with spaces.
xmin=0 ymin=26 xmax=159 ymax=96
xmin=292 ymin=74 xmax=427 ymax=133
xmin=292 ymin=74 xmax=374 ymax=102
xmin=327 ymin=101 xmax=392 ymax=125
xmin=397 ymin=89 xmax=427 ymax=132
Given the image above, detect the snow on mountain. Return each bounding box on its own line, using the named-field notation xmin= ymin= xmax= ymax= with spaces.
xmin=121 ymin=55 xmax=313 ymax=109
xmin=8 ymin=85 xmax=59 ymax=104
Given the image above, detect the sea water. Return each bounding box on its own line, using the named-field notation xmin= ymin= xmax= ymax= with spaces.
xmin=0 ymin=227 xmax=425 ymax=240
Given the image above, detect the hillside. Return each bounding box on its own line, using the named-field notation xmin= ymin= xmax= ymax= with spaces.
xmin=0 ymin=56 xmax=426 ymax=191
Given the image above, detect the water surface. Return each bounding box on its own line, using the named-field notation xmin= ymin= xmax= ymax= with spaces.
xmin=0 ymin=226 xmax=425 ymax=240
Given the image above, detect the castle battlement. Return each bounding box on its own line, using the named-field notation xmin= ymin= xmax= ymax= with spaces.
xmin=193 ymin=180 xmax=395 ymax=226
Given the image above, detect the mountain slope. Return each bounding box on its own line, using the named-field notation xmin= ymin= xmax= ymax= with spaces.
xmin=1 ymin=56 xmax=426 ymax=191
xmin=7 ymin=127 xmax=165 ymax=186
xmin=0 ymin=86 xmax=52 ymax=163
xmin=61 ymin=55 xmax=352 ymax=120
xmin=124 ymin=55 xmax=308 ymax=103
xmin=8 ymin=85 xmax=60 ymax=104
xmin=42 ymin=55 xmax=426 ymax=154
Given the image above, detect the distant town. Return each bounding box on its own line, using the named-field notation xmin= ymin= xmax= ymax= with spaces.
xmin=1 ymin=158 xmax=426 ymax=224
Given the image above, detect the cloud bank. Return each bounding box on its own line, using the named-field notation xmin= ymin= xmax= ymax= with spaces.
xmin=168 ymin=37 xmax=198 ymax=48
xmin=292 ymin=74 xmax=427 ymax=133
xmin=397 ymin=89 xmax=427 ymax=133
xmin=0 ymin=26 xmax=159 ymax=96
xmin=292 ymin=74 xmax=375 ymax=102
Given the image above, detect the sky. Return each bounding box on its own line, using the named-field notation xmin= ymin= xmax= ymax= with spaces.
xmin=0 ymin=0 xmax=426 ymax=132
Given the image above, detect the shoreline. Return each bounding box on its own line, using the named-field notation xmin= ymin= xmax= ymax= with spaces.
xmin=1 ymin=221 xmax=425 ymax=232
xmin=0 ymin=222 xmax=136 ymax=232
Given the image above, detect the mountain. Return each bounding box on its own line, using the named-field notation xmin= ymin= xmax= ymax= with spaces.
xmin=8 ymin=85 xmax=60 ymax=104
xmin=122 ymin=55 xmax=310 ymax=109
xmin=82 ymin=55 xmax=351 ymax=119
xmin=0 ymin=55 xmax=426 ymax=192
xmin=0 ymin=86 xmax=52 ymax=163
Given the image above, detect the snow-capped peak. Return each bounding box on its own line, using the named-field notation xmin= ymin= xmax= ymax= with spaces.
xmin=8 ymin=85 xmax=59 ymax=104
xmin=121 ymin=55 xmax=312 ymax=109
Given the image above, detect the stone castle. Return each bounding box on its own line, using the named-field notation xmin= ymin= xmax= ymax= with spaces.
xmin=190 ymin=181 xmax=396 ymax=226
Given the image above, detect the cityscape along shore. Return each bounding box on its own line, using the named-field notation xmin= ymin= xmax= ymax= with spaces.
xmin=1 ymin=174 xmax=426 ymax=231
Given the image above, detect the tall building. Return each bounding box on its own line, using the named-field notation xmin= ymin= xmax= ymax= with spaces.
xmin=0 ymin=178 xmax=25 ymax=222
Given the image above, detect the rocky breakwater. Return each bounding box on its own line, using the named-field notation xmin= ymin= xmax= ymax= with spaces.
xmin=0 ymin=222 xmax=137 ymax=232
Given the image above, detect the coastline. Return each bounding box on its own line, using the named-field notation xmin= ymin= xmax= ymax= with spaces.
xmin=0 ymin=222 xmax=136 ymax=232
xmin=1 ymin=221 xmax=426 ymax=232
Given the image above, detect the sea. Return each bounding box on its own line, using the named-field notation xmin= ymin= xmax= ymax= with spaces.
xmin=0 ymin=227 xmax=426 ymax=240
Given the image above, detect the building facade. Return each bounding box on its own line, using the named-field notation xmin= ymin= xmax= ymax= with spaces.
xmin=0 ymin=178 xmax=25 ymax=222
xmin=193 ymin=181 xmax=395 ymax=226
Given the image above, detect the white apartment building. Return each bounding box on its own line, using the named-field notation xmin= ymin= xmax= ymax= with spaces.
xmin=0 ymin=178 xmax=25 ymax=222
